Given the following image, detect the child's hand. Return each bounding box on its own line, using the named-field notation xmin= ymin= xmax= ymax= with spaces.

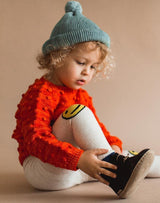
xmin=77 ymin=149 xmax=117 ymax=186
xmin=111 ymin=145 xmax=122 ymax=154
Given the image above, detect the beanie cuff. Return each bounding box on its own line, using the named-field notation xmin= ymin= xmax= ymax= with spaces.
xmin=42 ymin=30 xmax=110 ymax=55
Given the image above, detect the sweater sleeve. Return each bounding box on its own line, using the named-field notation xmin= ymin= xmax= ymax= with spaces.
xmin=12 ymin=81 xmax=83 ymax=171
xmin=78 ymin=89 xmax=123 ymax=151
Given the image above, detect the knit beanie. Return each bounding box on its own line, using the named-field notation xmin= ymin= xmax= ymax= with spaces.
xmin=42 ymin=1 xmax=110 ymax=55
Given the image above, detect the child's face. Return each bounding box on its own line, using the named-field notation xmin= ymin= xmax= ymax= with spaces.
xmin=52 ymin=46 xmax=101 ymax=89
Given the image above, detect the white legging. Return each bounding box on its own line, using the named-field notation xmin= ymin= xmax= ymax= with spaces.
xmin=23 ymin=105 xmax=159 ymax=191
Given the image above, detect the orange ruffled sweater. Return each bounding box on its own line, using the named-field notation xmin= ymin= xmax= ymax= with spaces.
xmin=12 ymin=77 xmax=122 ymax=171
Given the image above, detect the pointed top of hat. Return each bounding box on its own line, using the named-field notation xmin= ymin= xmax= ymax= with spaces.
xmin=65 ymin=1 xmax=83 ymax=14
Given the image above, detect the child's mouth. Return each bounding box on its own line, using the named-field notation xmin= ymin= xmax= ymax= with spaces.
xmin=77 ymin=79 xmax=85 ymax=85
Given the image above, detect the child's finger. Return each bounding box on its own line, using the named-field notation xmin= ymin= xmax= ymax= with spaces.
xmin=100 ymin=168 xmax=116 ymax=179
xmin=95 ymin=173 xmax=109 ymax=186
xmin=101 ymin=161 xmax=117 ymax=170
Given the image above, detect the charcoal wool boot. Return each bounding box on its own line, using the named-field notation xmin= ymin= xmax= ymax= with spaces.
xmin=101 ymin=149 xmax=154 ymax=198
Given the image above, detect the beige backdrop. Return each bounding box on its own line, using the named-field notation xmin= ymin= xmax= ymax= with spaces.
xmin=1 ymin=0 xmax=160 ymax=173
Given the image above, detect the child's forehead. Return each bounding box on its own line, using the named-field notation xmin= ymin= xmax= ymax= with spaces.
xmin=72 ymin=47 xmax=99 ymax=56
xmin=70 ymin=46 xmax=101 ymax=63
xmin=76 ymin=42 xmax=98 ymax=51
xmin=71 ymin=44 xmax=101 ymax=56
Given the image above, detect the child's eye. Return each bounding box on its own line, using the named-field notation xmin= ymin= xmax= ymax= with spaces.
xmin=91 ymin=66 xmax=96 ymax=70
xmin=77 ymin=61 xmax=85 ymax=65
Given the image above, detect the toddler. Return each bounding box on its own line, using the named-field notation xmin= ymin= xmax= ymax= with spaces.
xmin=12 ymin=1 xmax=157 ymax=199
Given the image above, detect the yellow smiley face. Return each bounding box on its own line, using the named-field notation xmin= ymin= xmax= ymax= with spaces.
xmin=62 ymin=104 xmax=85 ymax=119
xmin=129 ymin=150 xmax=138 ymax=156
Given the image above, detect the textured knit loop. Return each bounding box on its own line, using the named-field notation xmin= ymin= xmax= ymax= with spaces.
xmin=65 ymin=1 xmax=82 ymax=14
xmin=42 ymin=1 xmax=110 ymax=55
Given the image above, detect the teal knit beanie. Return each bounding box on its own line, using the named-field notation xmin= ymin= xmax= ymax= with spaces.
xmin=42 ymin=1 xmax=110 ymax=55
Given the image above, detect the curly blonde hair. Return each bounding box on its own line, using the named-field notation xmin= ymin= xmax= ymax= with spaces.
xmin=37 ymin=41 xmax=115 ymax=79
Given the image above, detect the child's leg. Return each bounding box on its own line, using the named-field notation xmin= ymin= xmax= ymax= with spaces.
xmin=23 ymin=104 xmax=114 ymax=190
xmin=123 ymin=150 xmax=160 ymax=178
xmin=53 ymin=104 xmax=114 ymax=158
xmin=23 ymin=155 xmax=92 ymax=190
xmin=23 ymin=104 xmax=154 ymax=198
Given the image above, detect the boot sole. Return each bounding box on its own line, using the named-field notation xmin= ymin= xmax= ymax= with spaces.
xmin=118 ymin=149 xmax=154 ymax=199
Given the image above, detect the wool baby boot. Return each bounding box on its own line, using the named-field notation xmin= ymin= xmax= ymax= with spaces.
xmin=123 ymin=150 xmax=160 ymax=178
xmin=101 ymin=149 xmax=154 ymax=198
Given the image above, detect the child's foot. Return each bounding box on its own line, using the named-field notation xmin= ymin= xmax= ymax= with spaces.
xmin=123 ymin=150 xmax=160 ymax=178
xmin=101 ymin=149 xmax=154 ymax=198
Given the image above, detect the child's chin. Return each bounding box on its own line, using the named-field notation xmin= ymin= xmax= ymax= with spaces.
xmin=69 ymin=84 xmax=83 ymax=90
xmin=72 ymin=86 xmax=81 ymax=90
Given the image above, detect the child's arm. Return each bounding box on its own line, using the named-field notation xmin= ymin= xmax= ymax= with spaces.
xmin=12 ymin=80 xmax=83 ymax=171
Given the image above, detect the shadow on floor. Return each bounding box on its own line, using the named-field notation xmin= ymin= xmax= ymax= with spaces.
xmin=0 ymin=172 xmax=119 ymax=202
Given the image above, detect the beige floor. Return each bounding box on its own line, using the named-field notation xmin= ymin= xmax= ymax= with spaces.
xmin=1 ymin=159 xmax=160 ymax=203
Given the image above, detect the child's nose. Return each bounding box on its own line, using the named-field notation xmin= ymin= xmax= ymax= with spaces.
xmin=82 ymin=66 xmax=90 ymax=75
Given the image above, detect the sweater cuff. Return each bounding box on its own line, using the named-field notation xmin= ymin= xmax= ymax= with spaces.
xmin=66 ymin=149 xmax=84 ymax=171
